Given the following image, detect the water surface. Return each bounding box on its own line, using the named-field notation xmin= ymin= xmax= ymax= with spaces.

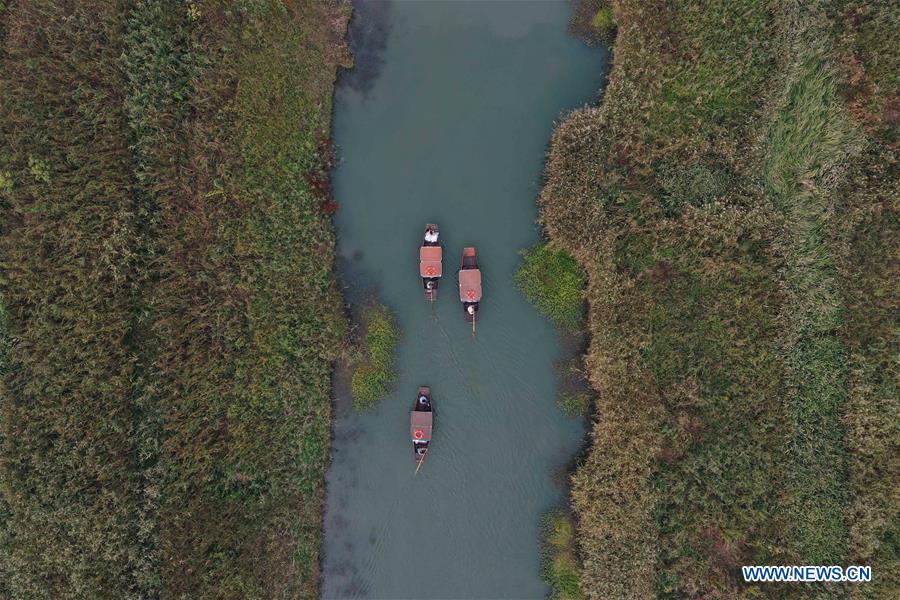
xmin=323 ymin=2 xmax=607 ymax=598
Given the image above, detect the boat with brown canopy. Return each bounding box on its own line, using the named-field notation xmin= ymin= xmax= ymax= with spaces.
xmin=419 ymin=224 xmax=442 ymax=301
xmin=459 ymin=247 xmax=481 ymax=332
xmin=411 ymin=386 xmax=433 ymax=473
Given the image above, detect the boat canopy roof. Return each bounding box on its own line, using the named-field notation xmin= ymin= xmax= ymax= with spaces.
xmin=410 ymin=410 xmax=433 ymax=441
xmin=419 ymin=246 xmax=442 ymax=277
xmin=458 ymin=269 xmax=482 ymax=302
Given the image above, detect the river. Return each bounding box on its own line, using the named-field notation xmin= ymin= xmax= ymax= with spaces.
xmin=322 ymin=2 xmax=607 ymax=598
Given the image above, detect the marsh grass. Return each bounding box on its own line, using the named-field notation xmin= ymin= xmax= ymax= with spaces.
xmin=0 ymin=1 xmax=351 ymax=597
xmin=764 ymin=14 xmax=863 ymax=574
xmin=350 ymin=304 xmax=400 ymax=410
xmin=541 ymin=511 xmax=584 ymax=600
xmin=516 ymin=242 xmax=585 ymax=331
xmin=541 ymin=1 xmax=897 ymax=597
xmin=557 ymin=392 xmax=591 ymax=418
xmin=591 ymin=7 xmax=615 ymax=42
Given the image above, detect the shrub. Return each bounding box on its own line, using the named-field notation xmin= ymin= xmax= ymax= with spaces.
xmin=516 ymin=243 xmax=585 ymax=330
xmin=351 ymin=304 xmax=400 ymax=410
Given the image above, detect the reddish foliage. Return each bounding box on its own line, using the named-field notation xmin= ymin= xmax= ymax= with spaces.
xmin=647 ymin=260 xmax=676 ymax=283
xmin=319 ymin=198 xmax=339 ymax=214
xmin=702 ymin=525 xmax=749 ymax=572
xmin=307 ymin=135 xmax=338 ymax=214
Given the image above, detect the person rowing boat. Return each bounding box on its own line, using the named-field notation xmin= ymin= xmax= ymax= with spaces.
xmin=411 ymin=386 xmax=433 ymax=472
xmin=419 ymin=224 xmax=442 ymax=301
xmin=458 ymin=247 xmax=481 ymax=332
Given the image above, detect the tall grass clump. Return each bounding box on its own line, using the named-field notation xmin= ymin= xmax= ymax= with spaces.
xmin=591 ymin=7 xmax=615 ymax=42
xmin=0 ymin=299 xmax=11 ymax=598
xmin=838 ymin=146 xmax=899 ymax=599
xmin=557 ymin=392 xmax=591 ymax=417
xmin=541 ymin=511 xmax=584 ymax=600
xmin=516 ymin=242 xmax=585 ymax=330
xmin=571 ymin=0 xmax=616 ymax=46
xmin=351 ymin=304 xmax=400 ymax=410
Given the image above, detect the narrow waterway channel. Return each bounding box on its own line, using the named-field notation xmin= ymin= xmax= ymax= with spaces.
xmin=322 ymin=2 xmax=607 ymax=598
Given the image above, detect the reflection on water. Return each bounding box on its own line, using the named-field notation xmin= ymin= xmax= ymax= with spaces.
xmin=340 ymin=0 xmax=392 ymax=97
xmin=323 ymin=2 xmax=608 ymax=598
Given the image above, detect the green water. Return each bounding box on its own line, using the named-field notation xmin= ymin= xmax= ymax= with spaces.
xmin=323 ymin=2 xmax=607 ymax=598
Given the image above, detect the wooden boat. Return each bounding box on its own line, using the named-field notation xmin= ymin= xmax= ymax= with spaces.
xmin=411 ymin=386 xmax=433 ymax=469
xmin=458 ymin=247 xmax=481 ymax=330
xmin=419 ymin=224 xmax=442 ymax=301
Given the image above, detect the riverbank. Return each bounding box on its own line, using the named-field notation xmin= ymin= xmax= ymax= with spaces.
xmin=541 ymin=1 xmax=897 ymax=597
xmin=0 ymin=1 xmax=349 ymax=597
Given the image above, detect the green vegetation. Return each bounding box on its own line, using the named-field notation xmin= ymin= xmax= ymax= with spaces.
xmin=351 ymin=304 xmax=400 ymax=410
xmin=541 ymin=0 xmax=898 ymax=597
xmin=0 ymin=3 xmax=152 ymax=594
xmin=541 ymin=511 xmax=584 ymax=600
xmin=0 ymin=1 xmax=350 ymax=597
xmin=557 ymin=392 xmax=591 ymax=418
xmin=571 ymin=0 xmax=616 ymax=46
xmin=516 ymin=242 xmax=585 ymax=330
xmin=591 ymin=7 xmax=615 ymax=40
xmin=764 ymin=18 xmax=860 ymax=572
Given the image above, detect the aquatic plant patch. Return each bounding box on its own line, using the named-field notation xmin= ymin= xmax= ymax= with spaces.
xmin=516 ymin=242 xmax=585 ymax=331
xmin=541 ymin=510 xmax=584 ymax=600
xmin=351 ymin=303 xmax=400 ymax=410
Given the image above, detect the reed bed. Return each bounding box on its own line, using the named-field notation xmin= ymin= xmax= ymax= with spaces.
xmin=0 ymin=1 xmax=350 ymax=597
xmin=540 ymin=1 xmax=898 ymax=597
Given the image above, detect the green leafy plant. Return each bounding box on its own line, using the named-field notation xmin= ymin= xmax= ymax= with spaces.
xmin=557 ymin=392 xmax=591 ymax=417
xmin=516 ymin=242 xmax=585 ymax=330
xmin=541 ymin=511 xmax=583 ymax=600
xmin=351 ymin=304 xmax=400 ymax=410
xmin=591 ymin=6 xmax=615 ymax=41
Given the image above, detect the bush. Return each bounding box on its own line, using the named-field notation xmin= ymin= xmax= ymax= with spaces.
xmin=351 ymin=304 xmax=400 ymax=410
xmin=516 ymin=243 xmax=585 ymax=330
